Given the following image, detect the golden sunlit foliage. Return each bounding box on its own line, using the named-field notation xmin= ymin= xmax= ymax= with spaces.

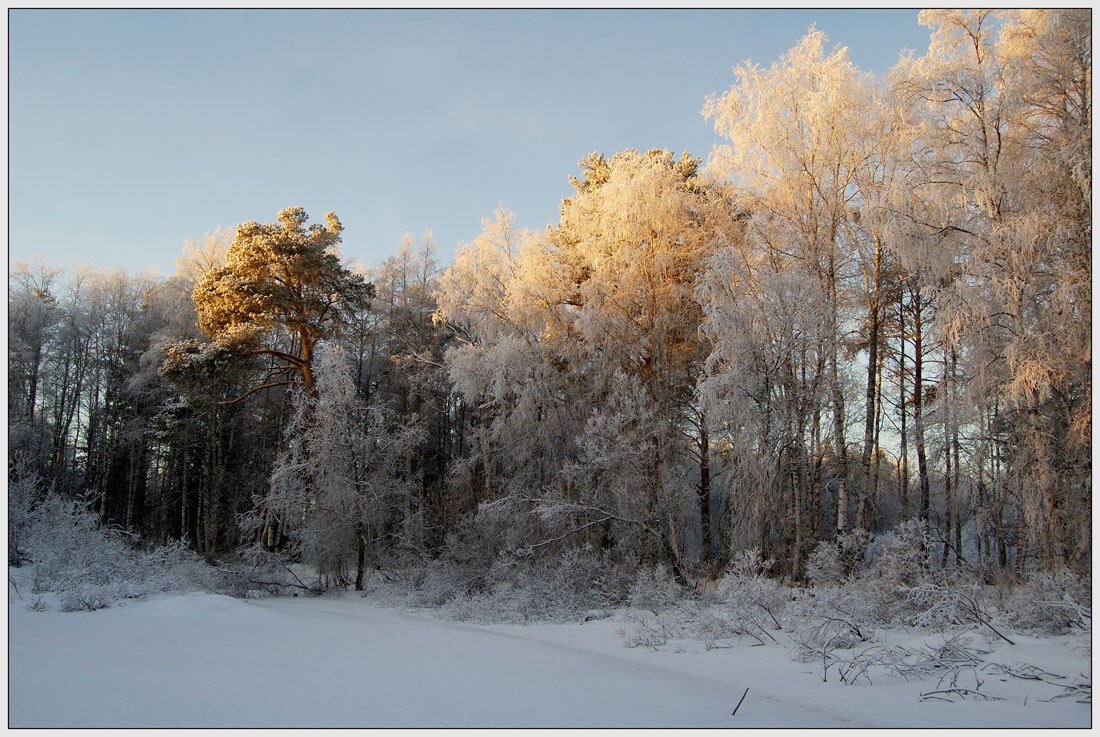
xmin=190 ymin=207 xmax=373 ymax=398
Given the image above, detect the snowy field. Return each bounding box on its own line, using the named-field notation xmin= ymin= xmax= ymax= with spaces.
xmin=9 ymin=586 xmax=1091 ymax=728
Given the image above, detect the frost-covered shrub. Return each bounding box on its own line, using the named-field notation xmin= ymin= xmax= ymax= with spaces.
xmin=618 ymin=554 xmax=792 ymax=651
xmin=619 ymin=610 xmax=687 ymax=649
xmin=794 ymin=524 xmax=940 ymax=635
xmin=405 ymin=513 xmax=504 ymax=607
xmin=712 ymin=550 xmax=788 ymax=644
xmin=11 ymin=475 xmax=208 ymax=611
xmin=805 ymin=529 xmax=869 ymax=585
xmin=820 ymin=631 xmax=993 ymax=687
xmin=783 ymin=585 xmax=875 ymax=661
xmin=424 ymin=546 xmax=634 ymax=623
xmin=900 ymin=579 xmax=1015 ymax=645
xmin=1000 ymin=569 xmax=1091 ymax=635
xmin=442 ymin=580 xmax=531 ymax=624
xmin=684 ymin=607 xmax=738 ymax=650
xmin=618 ymin=595 xmax=707 ymax=650
xmin=8 ymin=470 xmax=39 ymax=566
xmin=869 ymin=520 xmax=930 ymax=587
xmin=628 ymin=563 xmax=687 ymax=613
xmin=410 ymin=559 xmax=488 ymax=608
xmin=223 ymin=546 xmax=318 ymax=598
xmin=512 ymin=546 xmax=632 ymax=616
xmin=804 ymin=521 xmax=937 ymax=626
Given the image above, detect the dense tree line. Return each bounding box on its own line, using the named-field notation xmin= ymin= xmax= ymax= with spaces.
xmin=9 ymin=10 xmax=1089 ymax=588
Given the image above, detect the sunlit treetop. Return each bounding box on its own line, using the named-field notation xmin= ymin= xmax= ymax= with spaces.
xmin=191 ymin=207 xmax=373 ymax=398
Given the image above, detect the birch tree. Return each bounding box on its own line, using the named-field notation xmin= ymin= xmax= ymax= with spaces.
xmin=893 ymin=9 xmax=1091 ymax=569
xmin=698 ymin=243 xmax=830 ymax=574
xmin=704 ymin=28 xmax=876 ymax=542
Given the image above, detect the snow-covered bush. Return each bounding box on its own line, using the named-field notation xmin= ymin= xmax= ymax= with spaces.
xmin=8 ymin=469 xmax=39 ymax=567
xmin=618 ymin=552 xmax=792 ymax=651
xmin=710 ymin=549 xmax=788 ymax=645
xmin=901 ymin=579 xmax=1004 ymax=637
xmin=817 ymin=631 xmax=994 ymax=688
xmin=512 ymin=546 xmax=631 ymax=616
xmin=791 ymin=523 xmax=943 ymax=635
xmin=808 ymin=521 xmax=936 ymax=626
xmin=628 ymin=563 xmax=688 ymax=613
xmin=869 ymin=520 xmax=930 ymax=587
xmin=805 ymin=529 xmax=870 ymax=585
xmin=405 ymin=512 xmax=504 ymax=607
xmin=783 ymin=585 xmax=875 ymax=662
xmin=10 ymin=477 xmax=206 ymax=611
xmin=411 ymin=543 xmax=634 ymax=623
xmin=619 ymin=609 xmax=689 ymax=650
xmin=998 ymin=569 xmax=1091 ymax=635
xmin=227 ymin=545 xmax=324 ymax=598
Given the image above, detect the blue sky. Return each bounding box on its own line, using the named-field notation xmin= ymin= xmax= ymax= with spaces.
xmin=9 ymin=9 xmax=932 ymax=276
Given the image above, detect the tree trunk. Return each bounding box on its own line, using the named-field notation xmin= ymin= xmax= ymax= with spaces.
xmin=993 ymin=430 xmax=1008 ymax=570
xmin=793 ymin=412 xmax=806 ymax=578
xmin=951 ymin=348 xmax=962 ymax=567
xmin=698 ymin=417 xmax=712 ymax=567
xmin=898 ymin=299 xmax=909 ymax=523
xmin=911 ymin=286 xmax=930 ymax=529
xmin=26 ymin=341 xmax=42 ymax=423
xmin=1013 ymin=477 xmax=1025 ymax=576
xmin=942 ymin=398 xmax=953 ymax=568
xmin=831 ymin=338 xmax=848 ymax=540
xmin=810 ymin=396 xmax=823 ymax=543
xmin=857 ymin=299 xmax=879 ymax=531
xmin=354 ymin=522 xmax=366 ymax=591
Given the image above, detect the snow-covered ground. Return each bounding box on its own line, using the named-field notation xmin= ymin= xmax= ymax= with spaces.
xmin=8 ymin=583 xmax=1090 ymax=728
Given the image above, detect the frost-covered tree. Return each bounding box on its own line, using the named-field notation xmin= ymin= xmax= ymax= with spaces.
xmin=435 ymin=152 xmax=740 ymax=574
xmin=892 ymin=9 xmax=1091 ymax=570
xmin=163 ymin=208 xmax=375 ymax=553
xmin=263 ymin=346 xmax=421 ymax=590
xmin=355 ymin=231 xmax=452 ymax=551
xmin=9 ymin=261 xmax=61 ymax=478
xmin=562 ymin=371 xmax=671 ymax=563
xmin=434 ymin=207 xmax=579 ymax=559
xmin=704 ymin=29 xmax=875 ymax=540
xmin=74 ymin=267 xmax=163 ymax=532
xmin=153 ymin=290 xmax=267 ymax=555
xmin=191 ymin=207 xmax=373 ymax=399
xmin=698 ymin=240 xmax=832 ymax=575
xmin=552 ymin=150 xmax=740 ymax=570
